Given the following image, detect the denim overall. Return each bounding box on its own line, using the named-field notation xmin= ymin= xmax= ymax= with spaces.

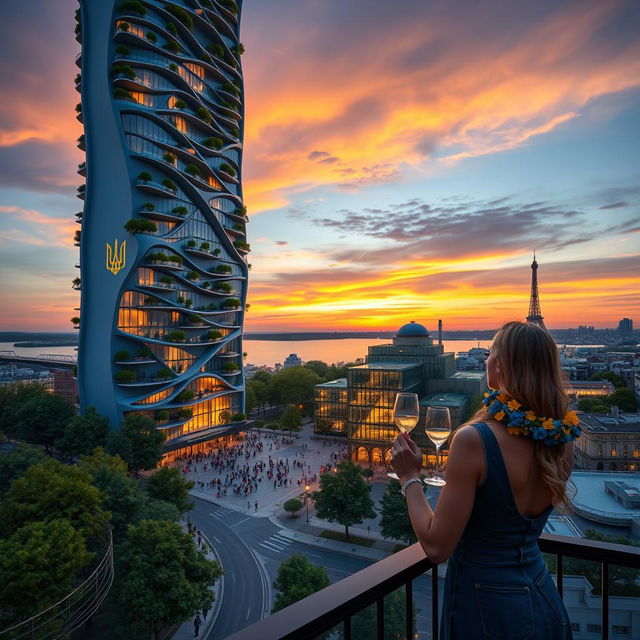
xmin=440 ymin=422 xmax=572 ymax=640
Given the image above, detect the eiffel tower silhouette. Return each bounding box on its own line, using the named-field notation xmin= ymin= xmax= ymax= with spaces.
xmin=526 ymin=252 xmax=545 ymax=328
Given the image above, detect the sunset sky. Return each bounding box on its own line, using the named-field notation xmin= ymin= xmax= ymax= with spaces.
xmin=0 ymin=0 xmax=638 ymax=332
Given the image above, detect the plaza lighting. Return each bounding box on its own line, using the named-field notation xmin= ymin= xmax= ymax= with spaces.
xmin=304 ymin=483 xmax=310 ymax=523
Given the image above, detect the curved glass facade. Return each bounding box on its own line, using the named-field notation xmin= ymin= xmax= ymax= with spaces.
xmin=76 ymin=0 xmax=246 ymax=443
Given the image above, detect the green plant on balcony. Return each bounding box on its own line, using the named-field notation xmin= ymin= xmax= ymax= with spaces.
xmin=200 ymin=53 xmax=213 ymax=64
xmin=201 ymin=0 xmax=213 ymax=8
xmin=202 ymin=136 xmax=223 ymax=150
xmin=222 ymin=82 xmax=239 ymax=96
xmin=212 ymin=248 xmax=221 ymax=256
xmin=164 ymin=39 xmax=182 ymax=54
xmin=169 ymin=254 xmax=183 ymax=264
xmin=75 ymin=73 xmax=81 ymax=85
xmin=207 ymin=44 xmax=224 ymax=58
xmin=165 ymin=22 xmax=178 ymax=36
xmin=77 ymin=184 xmax=86 ymax=193
xmin=118 ymin=0 xmax=146 ymax=15
xmin=214 ymin=265 xmax=232 ymax=274
xmin=74 ymin=230 xmax=81 ymax=243
xmin=116 ymin=370 xmax=137 ymax=383
xmin=221 ymin=298 xmax=240 ymax=310
xmin=233 ymin=223 xmax=245 ymax=232
xmin=72 ymin=277 xmax=81 ymax=288
xmin=175 ymin=389 xmax=195 ymax=403
xmin=159 ymin=276 xmax=174 ymax=285
xmin=71 ymin=316 xmax=80 ymax=326
xmin=206 ymin=303 xmax=217 ymax=311
xmin=219 ymin=162 xmax=235 ymax=177
xmin=188 ymin=314 xmax=204 ymax=325
xmin=156 ymin=409 xmax=169 ymax=422
xmin=232 ymin=43 xmax=245 ymax=55
xmin=75 ymin=103 xmax=82 ymax=115
xmin=146 ymin=31 xmax=158 ymax=43
xmin=207 ymin=329 xmax=222 ymax=341
xmin=117 ymin=21 xmax=131 ymax=31
xmin=163 ymin=153 xmax=176 ymax=164
xmin=174 ymin=99 xmax=186 ymax=109
xmin=157 ymin=367 xmax=173 ymax=379
xmin=169 ymin=62 xmax=179 ymax=72
xmin=167 ymin=330 xmax=186 ymax=343
xmin=77 ymin=134 xmax=85 ymax=145
xmin=230 ymin=126 xmax=240 ymax=138
xmin=114 ymin=349 xmax=131 ymax=362
xmin=111 ymin=64 xmax=136 ymax=80
xmin=138 ymin=171 xmax=152 ymax=182
xmin=216 ymin=282 xmax=232 ymax=293
xmin=201 ymin=281 xmax=210 ymax=289
xmin=142 ymin=202 xmax=155 ymax=211
xmin=199 ymin=241 xmax=210 ymax=251
xmin=186 ymin=270 xmax=199 ymax=281
xmin=172 ymin=206 xmax=188 ymax=216
xmin=185 ymin=164 xmax=201 ymax=177
xmin=165 ymin=3 xmax=194 ymax=29
xmin=161 ymin=178 xmax=177 ymax=192
xmin=124 ymin=219 xmax=157 ymax=234
xmin=143 ymin=296 xmax=156 ymax=305
xmin=116 ymin=45 xmax=130 ymax=57
xmin=113 ymin=87 xmax=133 ymax=100
xmin=137 ymin=346 xmax=152 ymax=358
xmin=176 ymin=296 xmax=185 ymax=305
xmin=185 ymin=298 xmax=193 ymax=308
xmin=219 ymin=0 xmax=238 ymax=15
xmin=233 ymin=240 xmax=250 ymax=252
xmin=75 ymin=211 xmax=83 ymax=221
xmin=177 ymin=408 xmax=193 ymax=420
xmin=186 ymin=239 xmax=197 ymax=249
xmin=231 ymin=412 xmax=246 ymax=421
xmin=221 ymin=362 xmax=239 ymax=373
xmin=196 ymin=106 xmax=212 ymax=124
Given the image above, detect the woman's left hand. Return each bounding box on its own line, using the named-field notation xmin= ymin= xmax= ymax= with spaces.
xmin=391 ymin=433 xmax=422 ymax=481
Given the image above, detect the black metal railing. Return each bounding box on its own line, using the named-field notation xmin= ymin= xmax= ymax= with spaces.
xmin=226 ymin=533 xmax=640 ymax=640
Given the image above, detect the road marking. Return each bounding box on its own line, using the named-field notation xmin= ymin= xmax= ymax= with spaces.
xmin=211 ymin=535 xmax=221 ymax=543
xmin=271 ymin=534 xmax=291 ymax=545
xmin=245 ymin=606 xmax=251 ymax=620
xmin=259 ymin=541 xmax=284 ymax=552
xmin=230 ymin=516 xmax=252 ymax=528
xmin=309 ymin=554 xmax=323 ymax=558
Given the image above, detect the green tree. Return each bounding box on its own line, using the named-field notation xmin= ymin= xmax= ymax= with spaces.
xmin=78 ymin=446 xmax=129 ymax=475
xmin=609 ymin=387 xmax=637 ymax=412
xmin=269 ymin=366 xmax=321 ymax=408
xmin=303 ymin=360 xmax=330 ymax=379
xmin=56 ymin=406 xmax=108 ymax=458
xmin=251 ymin=370 xmax=272 ymax=385
xmin=247 ymin=378 xmax=270 ymax=416
xmin=0 ymin=382 xmax=50 ymax=438
xmin=577 ymin=398 xmax=609 ymax=413
xmin=0 ymin=519 xmax=91 ymax=628
xmin=146 ymin=466 xmax=194 ymax=514
xmin=272 ymin=554 xmax=329 ymax=613
xmin=379 ymin=480 xmax=417 ymax=544
xmin=245 ymin=383 xmax=257 ymax=414
xmin=14 ymin=391 xmax=75 ymax=451
xmin=134 ymin=496 xmax=180 ymax=523
xmin=588 ymin=371 xmax=627 ymax=388
xmin=280 ymin=404 xmax=303 ymax=437
xmin=106 ymin=414 xmax=166 ymax=476
xmin=283 ymin=498 xmax=303 ymax=518
xmin=351 ymin=589 xmax=415 ymax=640
xmin=312 ymin=461 xmax=375 ymax=540
xmin=0 ymin=443 xmax=47 ymax=494
xmin=0 ymin=459 xmax=108 ymax=542
xmin=115 ymin=519 xmax=222 ymax=640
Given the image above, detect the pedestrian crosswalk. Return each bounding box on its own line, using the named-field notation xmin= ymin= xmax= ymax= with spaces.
xmin=258 ymin=532 xmax=292 ymax=553
xmin=209 ymin=506 xmax=235 ymax=519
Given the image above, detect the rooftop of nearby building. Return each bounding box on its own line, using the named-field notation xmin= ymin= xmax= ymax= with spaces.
xmin=578 ymin=412 xmax=640 ymax=433
xmin=316 ymin=378 xmax=348 ymax=389
xmin=396 ymin=321 xmax=429 ymax=337
xmin=349 ymin=362 xmax=421 ymax=371
xmin=449 ymin=371 xmax=486 ymax=381
xmin=420 ymin=392 xmax=467 ymax=408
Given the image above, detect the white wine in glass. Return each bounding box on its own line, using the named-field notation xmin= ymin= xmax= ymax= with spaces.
xmin=424 ymin=406 xmax=451 ymax=486
xmin=388 ymin=393 xmax=420 ymax=480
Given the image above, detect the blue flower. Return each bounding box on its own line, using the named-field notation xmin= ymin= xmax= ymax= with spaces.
xmin=553 ymin=419 xmax=562 ymax=429
xmin=532 ymin=427 xmax=547 ymax=440
xmin=488 ymin=401 xmax=503 ymax=416
xmin=509 ymin=411 xmax=525 ymax=426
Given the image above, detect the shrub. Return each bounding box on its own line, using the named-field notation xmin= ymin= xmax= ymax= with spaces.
xmin=142 ymin=201 xmax=155 ymax=210
xmin=201 ymin=281 xmax=210 ymax=289
xmin=138 ymin=171 xmax=152 ymax=182
xmin=177 ymin=409 xmax=193 ymax=420
xmin=221 ymin=298 xmax=240 ymax=309
xmin=118 ymin=1 xmax=146 ymax=15
xmin=175 ymin=389 xmax=195 ymax=403
xmin=161 ymin=178 xmax=177 ymax=191
xmin=159 ymin=276 xmax=173 ymax=285
xmin=222 ymin=362 xmax=239 ymax=373
xmin=184 ymin=299 xmax=193 ymax=308
xmin=156 ymin=410 xmax=169 ymax=422
xmin=233 ymin=223 xmax=245 ymax=232
xmin=72 ymin=277 xmax=81 ymax=288
xmin=74 ymin=230 xmax=82 ymax=243
xmin=116 ymin=45 xmax=130 ymax=56
xmin=189 ymin=314 xmax=204 ymax=324
xmin=75 ymin=103 xmax=82 ymax=113
xmin=196 ymin=106 xmax=212 ymax=124
xmin=206 ymin=303 xmax=217 ymax=311
xmin=164 ymin=40 xmax=181 ymax=54
xmin=146 ymin=31 xmax=157 ymax=43
xmin=207 ymin=330 xmax=222 ymax=341
xmin=71 ymin=316 xmax=80 ymax=325
xmin=116 ymin=370 xmax=137 ymax=383
xmin=174 ymin=99 xmax=186 ymax=109
xmin=77 ymin=184 xmax=86 ymax=193
xmin=219 ymin=162 xmax=235 ymax=177
xmin=114 ymin=350 xmax=131 ymax=362
xmin=214 ymin=265 xmax=232 ymax=274
xmin=124 ymin=219 xmax=157 ymax=233
xmin=212 ymin=248 xmax=221 ymax=256
xmin=172 ymin=206 xmax=188 ymax=216
xmin=164 ymin=3 xmax=194 ymax=29
xmin=207 ymin=44 xmax=224 ymax=58
xmin=231 ymin=412 xmax=246 ymax=421
xmin=186 ymin=239 xmax=197 ymax=248
xmin=222 ymin=82 xmax=239 ymax=96
xmin=233 ymin=240 xmax=250 ymax=252
xmin=165 ymin=22 xmax=178 ymax=36
xmin=202 ymin=136 xmax=223 ymax=149
xmin=157 ymin=367 xmax=173 ymax=379
xmin=169 ymin=62 xmax=179 ymax=72
xmin=111 ymin=64 xmax=136 ymax=80
xmin=233 ymin=43 xmax=245 ymax=55
xmin=113 ymin=87 xmax=132 ymax=100
xmin=186 ymin=270 xmax=199 ymax=281
xmin=219 ymin=0 xmax=238 ymax=15
xmin=163 ymin=153 xmax=176 ymax=164
xmin=216 ymin=282 xmax=232 ymax=293
xmin=199 ymin=241 xmax=210 ymax=251
xmin=185 ymin=164 xmax=201 ymax=177
xmin=117 ymin=21 xmax=131 ymax=31
xmin=169 ymin=254 xmax=183 ymax=264
xmin=137 ymin=347 xmax=152 ymax=358
xmin=167 ymin=330 xmax=186 ymax=343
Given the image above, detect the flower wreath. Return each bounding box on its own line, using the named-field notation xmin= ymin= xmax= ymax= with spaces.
xmin=482 ymin=389 xmax=581 ymax=446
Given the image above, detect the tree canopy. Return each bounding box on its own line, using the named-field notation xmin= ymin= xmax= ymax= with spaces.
xmin=379 ymin=480 xmax=417 ymax=544
xmin=283 ymin=498 xmax=303 ymax=518
xmin=312 ymin=461 xmax=375 ymax=539
xmin=56 ymin=406 xmax=108 ymax=458
xmin=106 ymin=414 xmax=165 ymax=476
xmin=12 ymin=391 xmax=75 ymax=450
xmin=268 ymin=366 xmax=321 ymax=407
xmin=0 ymin=442 xmax=47 ymax=495
xmin=272 ymin=554 xmax=330 ymax=613
xmin=146 ymin=466 xmax=194 ymax=514
xmin=280 ymin=404 xmax=303 ymax=434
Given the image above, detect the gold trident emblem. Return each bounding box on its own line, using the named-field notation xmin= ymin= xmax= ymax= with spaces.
xmin=106 ymin=239 xmax=126 ymax=275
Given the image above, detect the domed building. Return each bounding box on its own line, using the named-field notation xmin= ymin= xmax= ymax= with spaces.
xmin=314 ymin=321 xmax=487 ymax=466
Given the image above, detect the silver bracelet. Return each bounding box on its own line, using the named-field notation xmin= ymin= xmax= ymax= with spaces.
xmin=400 ymin=477 xmax=422 ymax=497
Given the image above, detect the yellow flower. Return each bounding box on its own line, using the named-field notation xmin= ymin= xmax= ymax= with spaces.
xmin=495 ymin=411 xmax=505 ymax=421
xmin=498 ymin=393 xmax=509 ymax=403
xmin=525 ymin=411 xmax=537 ymax=421
xmin=506 ymin=426 xmax=522 ymax=436
xmin=507 ymin=399 xmax=522 ymax=411
xmin=543 ymin=418 xmax=555 ymax=431
xmin=484 ymin=392 xmax=490 ymax=398
xmin=564 ymin=411 xmax=579 ymax=426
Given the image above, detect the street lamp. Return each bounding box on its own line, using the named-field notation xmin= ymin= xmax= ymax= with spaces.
xmin=304 ymin=483 xmax=310 ymax=523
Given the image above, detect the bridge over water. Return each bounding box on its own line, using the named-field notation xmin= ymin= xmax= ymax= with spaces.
xmin=0 ymin=351 xmax=77 ymax=368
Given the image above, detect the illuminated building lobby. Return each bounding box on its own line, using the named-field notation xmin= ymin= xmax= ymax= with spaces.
xmin=314 ymin=321 xmax=487 ymax=465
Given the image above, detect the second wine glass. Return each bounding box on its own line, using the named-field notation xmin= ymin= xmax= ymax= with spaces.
xmin=388 ymin=392 xmax=420 ymax=480
xmin=424 ymin=406 xmax=451 ymax=486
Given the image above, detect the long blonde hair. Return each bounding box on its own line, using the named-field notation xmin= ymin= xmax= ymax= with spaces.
xmin=480 ymin=321 xmax=573 ymax=510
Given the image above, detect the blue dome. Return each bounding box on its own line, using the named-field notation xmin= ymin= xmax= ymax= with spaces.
xmin=397 ymin=321 xmax=429 ymax=337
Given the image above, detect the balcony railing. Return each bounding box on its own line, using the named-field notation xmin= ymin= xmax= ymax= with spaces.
xmin=226 ymin=533 xmax=640 ymax=640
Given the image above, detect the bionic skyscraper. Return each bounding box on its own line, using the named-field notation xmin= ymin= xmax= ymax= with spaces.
xmin=75 ymin=0 xmax=247 ymax=448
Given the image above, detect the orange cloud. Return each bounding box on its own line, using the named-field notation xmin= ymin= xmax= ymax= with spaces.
xmin=0 ymin=206 xmax=78 ymax=248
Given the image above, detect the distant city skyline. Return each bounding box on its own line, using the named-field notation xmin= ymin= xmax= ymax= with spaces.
xmin=0 ymin=0 xmax=639 ymax=331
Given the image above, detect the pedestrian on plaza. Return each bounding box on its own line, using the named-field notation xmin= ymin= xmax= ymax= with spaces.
xmin=247 ymin=500 xmax=251 ymax=510
xmin=202 ymin=606 xmax=209 ymax=619
xmin=193 ymin=614 xmax=201 ymax=637
xmin=390 ymin=321 xmax=576 ymax=640
xmin=255 ymin=500 xmax=258 ymax=511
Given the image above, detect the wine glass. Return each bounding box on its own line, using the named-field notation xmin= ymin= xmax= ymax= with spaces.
xmin=423 ymin=406 xmax=451 ymax=486
xmin=388 ymin=393 xmax=420 ymax=480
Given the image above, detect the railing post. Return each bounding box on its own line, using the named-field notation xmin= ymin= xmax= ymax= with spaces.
xmin=376 ymin=597 xmax=384 ymax=640
xmin=601 ymin=560 xmax=609 ymax=640
xmin=431 ymin=566 xmax=439 ymax=640
xmin=405 ymin=580 xmax=413 ymax=640
xmin=556 ymin=554 xmax=563 ymax=599
xmin=343 ymin=616 xmax=351 ymax=640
